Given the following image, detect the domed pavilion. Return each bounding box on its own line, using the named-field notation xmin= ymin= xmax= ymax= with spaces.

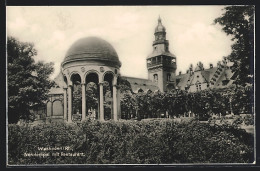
xmin=48 ymin=37 xmax=122 ymax=123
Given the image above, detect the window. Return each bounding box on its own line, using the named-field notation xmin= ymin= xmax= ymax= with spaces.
xmin=176 ymin=79 xmax=180 ymax=85
xmin=167 ymin=73 xmax=171 ymax=81
xmin=196 ymin=84 xmax=201 ymax=91
xmin=197 ymin=75 xmax=199 ymax=78
xmin=153 ymin=74 xmax=158 ymax=82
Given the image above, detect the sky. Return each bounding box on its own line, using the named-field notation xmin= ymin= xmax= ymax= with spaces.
xmin=6 ymin=6 xmax=233 ymax=80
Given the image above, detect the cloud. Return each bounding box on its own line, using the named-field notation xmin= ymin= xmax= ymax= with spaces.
xmin=174 ymin=22 xmax=232 ymax=73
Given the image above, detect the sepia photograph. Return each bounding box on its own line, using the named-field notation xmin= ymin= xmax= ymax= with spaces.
xmin=6 ymin=5 xmax=255 ymax=166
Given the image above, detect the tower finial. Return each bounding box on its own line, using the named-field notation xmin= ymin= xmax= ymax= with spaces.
xmin=158 ymin=15 xmax=161 ymax=23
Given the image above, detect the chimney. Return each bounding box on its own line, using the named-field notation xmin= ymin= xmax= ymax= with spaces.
xmin=210 ymin=63 xmax=213 ymax=68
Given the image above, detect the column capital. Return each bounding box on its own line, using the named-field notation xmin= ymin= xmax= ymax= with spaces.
xmin=98 ymin=82 xmax=104 ymax=86
xmin=63 ymin=86 xmax=68 ymax=90
xmin=81 ymin=83 xmax=86 ymax=86
xmin=68 ymin=85 xmax=73 ymax=88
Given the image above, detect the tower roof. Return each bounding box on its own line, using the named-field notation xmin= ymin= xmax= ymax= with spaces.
xmin=155 ymin=16 xmax=166 ymax=33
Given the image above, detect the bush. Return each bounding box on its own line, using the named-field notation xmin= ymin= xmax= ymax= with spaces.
xmin=244 ymin=115 xmax=254 ymax=126
xmin=8 ymin=119 xmax=254 ymax=165
xmin=232 ymin=116 xmax=243 ymax=126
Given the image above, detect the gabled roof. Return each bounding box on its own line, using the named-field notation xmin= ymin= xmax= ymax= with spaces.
xmin=176 ymin=65 xmax=234 ymax=91
xmin=53 ymin=71 xmax=66 ymax=88
xmin=213 ymin=68 xmax=234 ymax=88
xmin=49 ymin=71 xmax=65 ymax=95
xmin=175 ymin=73 xmax=191 ymax=90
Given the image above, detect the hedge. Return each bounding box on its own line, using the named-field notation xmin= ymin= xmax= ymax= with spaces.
xmin=8 ymin=119 xmax=254 ymax=165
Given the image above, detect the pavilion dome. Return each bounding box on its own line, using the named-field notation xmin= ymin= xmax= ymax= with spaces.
xmin=63 ymin=37 xmax=121 ymax=68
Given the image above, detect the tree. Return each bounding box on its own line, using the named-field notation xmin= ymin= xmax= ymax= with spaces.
xmin=72 ymin=83 xmax=82 ymax=114
xmin=8 ymin=37 xmax=54 ymax=123
xmin=117 ymin=76 xmax=132 ymax=94
xmin=121 ymin=93 xmax=135 ymax=119
xmin=85 ymin=82 xmax=98 ymax=113
xmin=214 ymin=6 xmax=254 ymax=86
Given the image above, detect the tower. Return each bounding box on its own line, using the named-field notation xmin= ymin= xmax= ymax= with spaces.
xmin=147 ymin=17 xmax=177 ymax=92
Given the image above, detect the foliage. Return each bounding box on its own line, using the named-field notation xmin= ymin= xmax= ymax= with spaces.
xmin=117 ymin=76 xmax=132 ymax=94
xmin=8 ymin=120 xmax=254 ymax=164
xmin=8 ymin=36 xmax=54 ymax=124
xmin=214 ymin=6 xmax=254 ymax=86
xmin=243 ymin=114 xmax=254 ymax=126
xmin=120 ymin=85 xmax=253 ymax=121
xmin=72 ymin=84 xmax=82 ymax=114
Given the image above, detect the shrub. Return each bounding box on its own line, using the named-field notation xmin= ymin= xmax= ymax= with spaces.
xmin=8 ymin=119 xmax=254 ymax=165
xmin=232 ymin=116 xmax=243 ymax=126
xmin=244 ymin=115 xmax=254 ymax=126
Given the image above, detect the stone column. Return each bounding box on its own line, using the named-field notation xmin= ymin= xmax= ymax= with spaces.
xmin=117 ymin=88 xmax=121 ymax=120
xmin=67 ymin=85 xmax=73 ymax=123
xmin=81 ymin=83 xmax=86 ymax=121
xmin=229 ymin=97 xmax=233 ymax=114
xmin=99 ymin=82 xmax=104 ymax=121
xmin=113 ymin=85 xmax=118 ymax=121
xmin=63 ymin=87 xmax=68 ymax=121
